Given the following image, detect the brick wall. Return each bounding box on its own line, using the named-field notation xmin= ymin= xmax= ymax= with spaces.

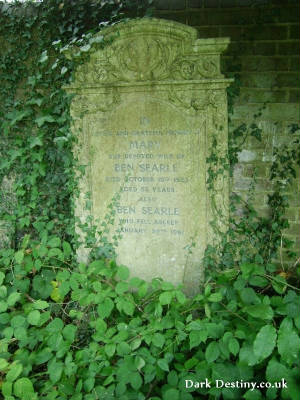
xmin=154 ymin=0 xmax=300 ymax=261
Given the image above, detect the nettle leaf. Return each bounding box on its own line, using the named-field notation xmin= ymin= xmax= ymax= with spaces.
xmin=228 ymin=337 xmax=240 ymax=356
xmin=239 ymin=343 xmax=259 ymax=366
xmin=97 ymin=298 xmax=114 ymax=319
xmin=27 ymin=310 xmax=40 ymax=326
xmin=117 ymin=342 xmax=131 ymax=356
xmin=130 ymin=372 xmax=142 ymax=390
xmin=152 ymin=333 xmax=165 ymax=348
xmin=0 ymin=358 xmax=9 ymax=371
xmin=7 ymin=292 xmax=21 ymax=307
xmin=48 ymin=359 xmax=63 ymax=383
xmin=33 ymin=300 xmax=49 ymax=310
xmin=0 ymin=271 xmax=5 ymax=285
xmin=14 ymin=250 xmax=24 ymax=264
xmin=205 ymin=341 xmax=220 ymax=363
xmin=46 ymin=318 xmax=64 ymax=333
xmin=157 ymin=359 xmax=169 ymax=372
xmin=13 ymin=377 xmax=34 ymax=398
xmin=277 ymin=325 xmax=300 ymax=365
xmin=164 ymin=388 xmax=180 ymax=400
xmin=159 ymin=291 xmax=173 ymax=305
xmin=244 ymin=304 xmax=274 ymax=320
xmin=62 ymin=324 xmax=77 ymax=342
xmin=62 ymin=241 xmax=72 ymax=258
xmin=116 ymin=265 xmax=130 ymax=280
xmin=253 ymin=325 xmax=277 ymax=361
xmin=115 ymin=281 xmax=129 ymax=295
xmin=105 ymin=343 xmax=116 ymax=358
xmin=208 ymin=292 xmax=223 ymax=302
xmin=266 ymin=358 xmax=289 ymax=383
xmin=6 ymin=362 xmax=23 ymax=382
xmin=167 ymin=370 xmax=178 ymax=387
xmin=189 ymin=330 xmax=207 ymax=350
xmin=47 ymin=237 xmax=61 ymax=248
xmin=175 ymin=290 xmax=186 ymax=304
xmin=134 ymin=356 xmax=145 ymax=371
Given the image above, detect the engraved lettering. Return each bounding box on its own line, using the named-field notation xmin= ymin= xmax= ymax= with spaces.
xmin=142 ymin=207 xmax=179 ymax=216
xmin=116 ymin=206 xmax=136 ymax=214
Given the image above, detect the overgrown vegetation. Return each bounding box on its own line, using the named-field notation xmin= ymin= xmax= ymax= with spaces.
xmin=0 ymin=1 xmax=299 ymax=399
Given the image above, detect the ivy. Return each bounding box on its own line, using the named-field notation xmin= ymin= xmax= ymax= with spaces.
xmin=0 ymin=0 xmax=300 ymax=399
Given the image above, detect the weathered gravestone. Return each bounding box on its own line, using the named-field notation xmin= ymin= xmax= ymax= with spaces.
xmin=67 ymin=18 xmax=232 ymax=293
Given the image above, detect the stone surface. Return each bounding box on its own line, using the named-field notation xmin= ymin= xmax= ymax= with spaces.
xmin=66 ymin=18 xmax=231 ymax=292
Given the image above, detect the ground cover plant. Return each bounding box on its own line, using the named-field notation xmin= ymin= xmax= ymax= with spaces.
xmin=0 ymin=0 xmax=299 ymax=399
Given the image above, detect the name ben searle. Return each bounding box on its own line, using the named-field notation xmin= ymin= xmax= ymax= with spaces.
xmin=185 ymin=379 xmax=288 ymax=391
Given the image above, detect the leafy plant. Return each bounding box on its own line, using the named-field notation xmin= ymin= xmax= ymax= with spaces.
xmin=0 ymin=238 xmax=299 ymax=399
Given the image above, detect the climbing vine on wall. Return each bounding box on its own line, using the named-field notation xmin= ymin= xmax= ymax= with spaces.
xmin=0 ymin=2 xmax=299 ymax=400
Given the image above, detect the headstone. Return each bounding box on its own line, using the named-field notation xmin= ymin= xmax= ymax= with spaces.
xmin=66 ymin=18 xmax=232 ymax=292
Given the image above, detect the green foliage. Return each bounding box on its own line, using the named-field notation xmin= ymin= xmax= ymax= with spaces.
xmin=0 ymin=0 xmax=153 ymax=249
xmin=0 ymin=1 xmax=299 ymax=399
xmin=0 ymin=241 xmax=299 ymax=399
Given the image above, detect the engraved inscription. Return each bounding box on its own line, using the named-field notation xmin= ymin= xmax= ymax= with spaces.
xmin=90 ymin=126 xmax=202 ymax=241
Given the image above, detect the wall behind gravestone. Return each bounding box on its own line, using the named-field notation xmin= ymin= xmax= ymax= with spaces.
xmin=152 ymin=0 xmax=300 ymax=262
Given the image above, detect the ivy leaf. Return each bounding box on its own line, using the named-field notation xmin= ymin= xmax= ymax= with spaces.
xmin=7 ymin=110 xmax=31 ymax=126
xmin=35 ymin=115 xmax=56 ymax=127
xmin=29 ymin=136 xmax=43 ymax=149
xmin=80 ymin=44 xmax=91 ymax=52
xmin=253 ymin=325 xmax=277 ymax=361
xmin=39 ymin=50 xmax=48 ymax=64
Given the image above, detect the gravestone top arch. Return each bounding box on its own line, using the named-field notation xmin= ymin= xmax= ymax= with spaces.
xmin=66 ymin=18 xmax=232 ymax=293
